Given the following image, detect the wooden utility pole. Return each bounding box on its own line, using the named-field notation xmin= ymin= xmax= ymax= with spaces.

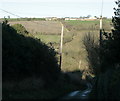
xmin=99 ymin=0 xmax=103 ymax=74
xmin=100 ymin=15 xmax=103 ymax=46
xmin=59 ymin=22 xmax=64 ymax=69
xmin=78 ymin=60 xmax=82 ymax=70
xmin=100 ymin=0 xmax=103 ymax=46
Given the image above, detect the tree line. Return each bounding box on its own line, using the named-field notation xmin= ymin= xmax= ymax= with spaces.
xmin=83 ymin=1 xmax=120 ymax=100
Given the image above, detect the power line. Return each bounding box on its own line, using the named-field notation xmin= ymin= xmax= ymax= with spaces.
xmin=0 ymin=8 xmax=64 ymax=39
xmin=0 ymin=8 xmax=23 ymax=18
xmin=0 ymin=8 xmax=55 ymax=27
xmin=0 ymin=8 xmax=62 ymax=29
xmin=0 ymin=8 xmax=39 ymax=25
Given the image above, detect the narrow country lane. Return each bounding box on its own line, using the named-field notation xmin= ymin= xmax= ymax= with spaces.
xmin=59 ymin=82 xmax=92 ymax=100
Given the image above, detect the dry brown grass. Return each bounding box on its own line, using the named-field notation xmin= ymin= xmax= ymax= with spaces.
xmin=9 ymin=21 xmax=62 ymax=34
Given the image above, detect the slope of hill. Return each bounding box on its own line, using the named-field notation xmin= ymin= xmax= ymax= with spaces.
xmin=9 ymin=21 xmax=62 ymax=34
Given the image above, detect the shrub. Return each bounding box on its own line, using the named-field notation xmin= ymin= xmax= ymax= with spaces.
xmin=83 ymin=32 xmax=100 ymax=75
xmin=12 ymin=24 xmax=28 ymax=35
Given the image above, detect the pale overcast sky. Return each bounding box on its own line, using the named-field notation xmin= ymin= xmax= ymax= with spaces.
xmin=0 ymin=0 xmax=116 ymax=18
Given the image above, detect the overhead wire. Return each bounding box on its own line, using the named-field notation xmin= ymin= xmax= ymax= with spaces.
xmin=0 ymin=8 xmax=23 ymax=18
xmin=0 ymin=8 xmax=62 ymax=29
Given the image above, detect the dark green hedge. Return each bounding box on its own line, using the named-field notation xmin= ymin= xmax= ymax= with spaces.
xmin=2 ymin=21 xmax=60 ymax=82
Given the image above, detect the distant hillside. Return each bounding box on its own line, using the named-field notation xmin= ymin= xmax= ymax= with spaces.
xmin=9 ymin=21 xmax=62 ymax=35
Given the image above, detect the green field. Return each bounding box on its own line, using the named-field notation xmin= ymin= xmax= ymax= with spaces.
xmin=65 ymin=20 xmax=100 ymax=25
xmin=65 ymin=19 xmax=111 ymax=25
xmin=34 ymin=34 xmax=60 ymax=43
xmin=64 ymin=19 xmax=112 ymax=31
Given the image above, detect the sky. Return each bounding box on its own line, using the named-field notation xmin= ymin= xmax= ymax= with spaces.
xmin=0 ymin=0 xmax=116 ymax=18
